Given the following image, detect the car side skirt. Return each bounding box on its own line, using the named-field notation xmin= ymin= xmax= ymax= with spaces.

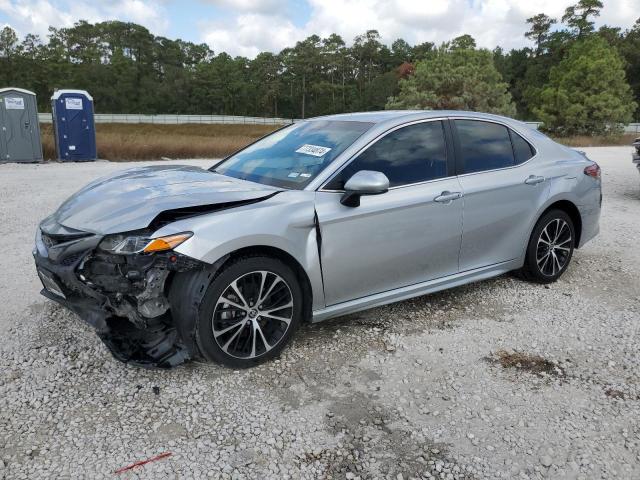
xmin=311 ymin=259 xmax=522 ymax=323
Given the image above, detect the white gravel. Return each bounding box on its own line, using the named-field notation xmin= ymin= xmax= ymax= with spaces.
xmin=0 ymin=148 xmax=639 ymax=479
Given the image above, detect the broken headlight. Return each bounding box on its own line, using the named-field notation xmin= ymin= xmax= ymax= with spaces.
xmin=99 ymin=232 xmax=193 ymax=255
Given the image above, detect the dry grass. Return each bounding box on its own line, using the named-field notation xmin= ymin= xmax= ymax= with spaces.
xmin=40 ymin=123 xmax=280 ymax=161
xmin=553 ymin=133 xmax=638 ymax=148
xmin=38 ymin=123 xmax=637 ymax=161
xmin=488 ymin=349 xmax=566 ymax=377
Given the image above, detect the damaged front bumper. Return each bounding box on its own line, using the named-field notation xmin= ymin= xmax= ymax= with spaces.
xmin=33 ymin=225 xmax=204 ymax=368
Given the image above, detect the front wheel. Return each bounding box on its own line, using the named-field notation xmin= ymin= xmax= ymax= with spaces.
xmin=518 ymin=209 xmax=576 ymax=284
xmin=195 ymin=256 xmax=303 ymax=368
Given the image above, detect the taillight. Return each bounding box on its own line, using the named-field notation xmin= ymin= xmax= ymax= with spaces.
xmin=584 ymin=163 xmax=601 ymax=179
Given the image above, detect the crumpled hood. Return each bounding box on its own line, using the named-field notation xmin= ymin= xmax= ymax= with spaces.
xmin=47 ymin=165 xmax=280 ymax=234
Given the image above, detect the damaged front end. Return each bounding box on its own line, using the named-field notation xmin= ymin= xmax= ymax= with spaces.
xmin=33 ymin=223 xmax=204 ymax=368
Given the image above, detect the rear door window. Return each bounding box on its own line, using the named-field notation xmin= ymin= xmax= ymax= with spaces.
xmin=455 ymin=120 xmax=515 ymax=174
xmin=325 ymin=120 xmax=448 ymax=189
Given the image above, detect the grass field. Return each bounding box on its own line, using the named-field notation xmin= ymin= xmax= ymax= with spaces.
xmin=39 ymin=123 xmax=637 ymax=162
xmin=553 ymin=133 xmax=638 ymax=147
xmin=40 ymin=123 xmax=280 ymax=161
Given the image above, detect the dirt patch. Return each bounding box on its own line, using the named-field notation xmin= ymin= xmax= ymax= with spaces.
xmin=605 ymin=388 xmax=626 ymax=399
xmin=487 ymin=349 xmax=566 ymax=378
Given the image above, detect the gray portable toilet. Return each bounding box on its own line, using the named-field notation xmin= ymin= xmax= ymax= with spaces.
xmin=0 ymin=88 xmax=43 ymax=163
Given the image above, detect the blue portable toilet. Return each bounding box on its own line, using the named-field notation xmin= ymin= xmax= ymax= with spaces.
xmin=51 ymin=89 xmax=97 ymax=161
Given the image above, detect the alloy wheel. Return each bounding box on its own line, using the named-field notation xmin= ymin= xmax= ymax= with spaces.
xmin=536 ymin=218 xmax=572 ymax=277
xmin=211 ymin=270 xmax=294 ymax=359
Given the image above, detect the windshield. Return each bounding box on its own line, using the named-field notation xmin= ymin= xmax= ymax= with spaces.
xmin=213 ymin=120 xmax=373 ymax=189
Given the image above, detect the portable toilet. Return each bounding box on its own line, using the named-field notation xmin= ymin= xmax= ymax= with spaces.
xmin=51 ymin=90 xmax=97 ymax=161
xmin=0 ymin=88 xmax=43 ymax=163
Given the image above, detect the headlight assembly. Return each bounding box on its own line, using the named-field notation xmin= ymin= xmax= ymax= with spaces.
xmin=99 ymin=232 xmax=193 ymax=255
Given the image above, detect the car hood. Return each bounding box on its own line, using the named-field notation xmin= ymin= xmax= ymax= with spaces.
xmin=45 ymin=165 xmax=281 ymax=234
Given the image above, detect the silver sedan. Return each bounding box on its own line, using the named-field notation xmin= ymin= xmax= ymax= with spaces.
xmin=33 ymin=111 xmax=602 ymax=368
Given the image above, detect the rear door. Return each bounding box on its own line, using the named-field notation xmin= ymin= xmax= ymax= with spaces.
xmin=452 ymin=119 xmax=549 ymax=271
xmin=315 ymin=120 xmax=464 ymax=306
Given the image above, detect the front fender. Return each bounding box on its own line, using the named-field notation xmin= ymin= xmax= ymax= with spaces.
xmin=154 ymin=191 xmax=325 ymax=311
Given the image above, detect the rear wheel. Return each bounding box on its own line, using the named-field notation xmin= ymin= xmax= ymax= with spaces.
xmin=195 ymin=256 xmax=303 ymax=368
xmin=518 ymin=209 xmax=575 ymax=284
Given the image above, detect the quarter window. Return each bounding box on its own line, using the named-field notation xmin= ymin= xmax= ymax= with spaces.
xmin=325 ymin=121 xmax=448 ymax=190
xmin=510 ymin=129 xmax=535 ymax=164
xmin=455 ymin=120 xmax=515 ymax=174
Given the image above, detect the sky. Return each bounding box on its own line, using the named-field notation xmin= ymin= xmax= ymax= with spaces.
xmin=0 ymin=0 xmax=638 ymax=57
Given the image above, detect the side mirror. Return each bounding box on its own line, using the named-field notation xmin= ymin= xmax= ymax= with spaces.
xmin=340 ymin=170 xmax=390 ymax=207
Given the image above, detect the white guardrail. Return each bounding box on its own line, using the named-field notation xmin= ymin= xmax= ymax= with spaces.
xmin=36 ymin=113 xmax=640 ymax=133
xmin=38 ymin=113 xmax=296 ymax=125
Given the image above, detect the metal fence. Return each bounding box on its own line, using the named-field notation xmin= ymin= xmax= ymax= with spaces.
xmin=624 ymin=123 xmax=640 ymax=134
xmin=38 ymin=113 xmax=296 ymax=125
xmin=36 ymin=113 xmax=640 ymax=133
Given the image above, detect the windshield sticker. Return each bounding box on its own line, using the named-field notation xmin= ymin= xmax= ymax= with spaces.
xmin=287 ymin=172 xmax=300 ymax=178
xmin=299 ymin=173 xmax=312 ymax=178
xmin=295 ymin=144 xmax=332 ymax=157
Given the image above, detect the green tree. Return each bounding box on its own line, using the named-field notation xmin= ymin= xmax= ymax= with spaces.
xmin=619 ymin=19 xmax=640 ymax=118
xmin=525 ymin=14 xmax=556 ymax=55
xmin=536 ymin=36 xmax=636 ymax=135
xmin=387 ymin=39 xmax=515 ymax=116
xmin=0 ymin=26 xmax=19 ymax=85
xmin=562 ymin=0 xmax=603 ymax=37
xmin=450 ymin=34 xmax=476 ymax=50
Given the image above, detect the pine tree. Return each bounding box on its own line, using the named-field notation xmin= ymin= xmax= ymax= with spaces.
xmin=536 ymin=36 xmax=636 ymax=135
xmin=386 ymin=39 xmax=515 ymax=116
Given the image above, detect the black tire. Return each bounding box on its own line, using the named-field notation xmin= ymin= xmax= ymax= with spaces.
xmin=518 ymin=209 xmax=576 ymax=284
xmin=194 ymin=256 xmax=303 ymax=368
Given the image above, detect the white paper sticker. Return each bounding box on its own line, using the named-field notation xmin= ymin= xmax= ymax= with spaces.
xmin=295 ymin=144 xmax=332 ymax=157
xmin=299 ymin=173 xmax=312 ymax=178
xmin=69 ymin=145 xmax=76 ymax=151
xmin=287 ymin=172 xmax=300 ymax=178
xmin=65 ymin=98 xmax=83 ymax=110
xmin=5 ymin=97 xmax=25 ymax=110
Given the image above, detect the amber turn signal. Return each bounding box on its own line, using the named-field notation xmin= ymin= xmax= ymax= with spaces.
xmin=142 ymin=232 xmax=193 ymax=253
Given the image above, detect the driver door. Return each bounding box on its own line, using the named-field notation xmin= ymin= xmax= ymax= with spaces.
xmin=314 ymin=120 xmax=464 ymax=307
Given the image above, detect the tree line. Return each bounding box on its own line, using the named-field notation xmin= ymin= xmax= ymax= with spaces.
xmin=0 ymin=0 xmax=638 ymax=135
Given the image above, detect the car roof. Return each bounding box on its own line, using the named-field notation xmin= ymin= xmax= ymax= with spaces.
xmin=308 ymin=110 xmax=526 ymax=129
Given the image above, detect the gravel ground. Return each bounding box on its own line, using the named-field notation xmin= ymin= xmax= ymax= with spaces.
xmin=0 ymin=148 xmax=639 ymax=479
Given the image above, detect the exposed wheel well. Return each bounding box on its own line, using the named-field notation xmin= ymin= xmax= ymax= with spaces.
xmin=541 ymin=200 xmax=582 ymax=247
xmin=222 ymin=246 xmax=314 ymax=321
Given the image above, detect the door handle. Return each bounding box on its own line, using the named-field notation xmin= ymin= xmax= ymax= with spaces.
xmin=434 ymin=191 xmax=463 ymax=203
xmin=525 ymin=175 xmax=545 ymax=185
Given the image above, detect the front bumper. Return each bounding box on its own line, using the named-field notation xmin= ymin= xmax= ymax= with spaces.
xmin=33 ymin=227 xmax=202 ymax=368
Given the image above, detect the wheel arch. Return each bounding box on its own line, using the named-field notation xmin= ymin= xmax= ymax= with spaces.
xmin=538 ymin=199 xmax=583 ymax=248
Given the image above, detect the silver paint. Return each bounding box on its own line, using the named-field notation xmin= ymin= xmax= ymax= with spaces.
xmin=42 ymin=110 xmax=602 ymax=323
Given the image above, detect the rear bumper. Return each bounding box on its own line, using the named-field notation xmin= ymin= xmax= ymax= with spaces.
xmin=33 ymin=230 xmax=200 ymax=369
xmin=577 ymin=186 xmax=601 ymax=249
